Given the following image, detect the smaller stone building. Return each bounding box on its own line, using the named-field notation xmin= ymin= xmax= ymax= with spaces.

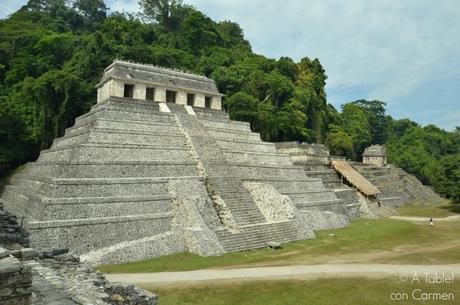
xmin=362 ymin=145 xmax=387 ymax=167
xmin=96 ymin=60 xmax=223 ymax=110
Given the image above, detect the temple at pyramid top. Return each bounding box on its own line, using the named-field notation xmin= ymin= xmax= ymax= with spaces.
xmin=95 ymin=60 xmax=224 ymax=110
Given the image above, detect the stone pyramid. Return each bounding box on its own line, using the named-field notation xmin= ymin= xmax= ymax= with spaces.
xmin=1 ymin=61 xmax=349 ymax=264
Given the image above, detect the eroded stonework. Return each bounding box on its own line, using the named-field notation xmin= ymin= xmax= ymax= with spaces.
xmin=1 ymin=61 xmax=351 ymax=264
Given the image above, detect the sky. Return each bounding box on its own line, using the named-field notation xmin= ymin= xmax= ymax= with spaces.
xmin=1 ymin=0 xmax=459 ymax=130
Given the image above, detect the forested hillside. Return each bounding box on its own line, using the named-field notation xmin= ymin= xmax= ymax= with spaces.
xmin=0 ymin=0 xmax=458 ymax=201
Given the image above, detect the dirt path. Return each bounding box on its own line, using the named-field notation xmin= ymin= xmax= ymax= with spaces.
xmin=105 ymin=263 xmax=460 ymax=285
xmin=389 ymin=215 xmax=460 ymax=222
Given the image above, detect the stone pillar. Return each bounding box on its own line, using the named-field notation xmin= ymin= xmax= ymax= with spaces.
xmin=176 ymin=91 xmax=187 ymax=105
xmin=133 ymin=83 xmax=146 ymax=100
xmin=194 ymin=93 xmax=205 ymax=108
xmin=112 ymin=80 xmax=124 ymax=98
xmin=156 ymin=87 xmax=166 ymax=103
xmin=211 ymin=96 xmax=222 ymax=110
xmin=97 ymin=81 xmax=111 ymax=103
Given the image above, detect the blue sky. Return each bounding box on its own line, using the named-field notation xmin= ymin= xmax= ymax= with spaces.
xmin=1 ymin=0 xmax=459 ymax=130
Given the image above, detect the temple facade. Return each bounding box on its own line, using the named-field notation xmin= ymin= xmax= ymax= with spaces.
xmin=362 ymin=145 xmax=387 ymax=167
xmin=96 ymin=60 xmax=223 ymax=110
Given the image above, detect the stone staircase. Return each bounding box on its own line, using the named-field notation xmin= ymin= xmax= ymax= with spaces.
xmin=172 ymin=105 xmax=303 ymax=251
xmin=351 ymin=163 xmax=442 ymax=207
xmin=215 ymin=221 xmax=303 ymax=252
xmin=195 ymin=109 xmax=348 ymax=222
xmin=367 ymin=201 xmax=397 ymax=218
xmin=1 ymin=97 xmax=205 ymax=256
xmin=1 ymin=98 xmax=352 ymax=259
xmin=274 ymin=144 xmax=361 ymax=219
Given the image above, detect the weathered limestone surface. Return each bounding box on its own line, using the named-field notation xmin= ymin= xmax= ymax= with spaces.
xmin=351 ymin=163 xmax=443 ymax=207
xmin=0 ymin=203 xmax=29 ymax=249
xmin=1 ymin=203 xmax=157 ymax=305
xmin=96 ymin=60 xmax=223 ymax=110
xmin=362 ymin=145 xmax=387 ymax=167
xmin=29 ymin=249 xmax=157 ymax=305
xmin=1 ymin=62 xmax=354 ymax=263
xmin=0 ymin=248 xmax=32 ymax=305
xmin=1 ymin=97 xmax=352 ymax=261
xmin=276 ymin=142 xmax=361 ymax=219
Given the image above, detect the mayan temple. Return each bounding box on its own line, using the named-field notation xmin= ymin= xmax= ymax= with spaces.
xmin=275 ymin=142 xmax=443 ymax=216
xmin=1 ymin=61 xmax=350 ymax=264
xmin=352 ymin=145 xmax=443 ymax=207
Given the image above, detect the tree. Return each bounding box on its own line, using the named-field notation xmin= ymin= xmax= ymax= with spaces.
xmin=178 ymin=10 xmax=222 ymax=53
xmin=341 ymin=103 xmax=372 ymax=158
xmin=266 ymin=71 xmax=294 ymax=109
xmin=326 ymin=124 xmax=353 ymax=159
xmin=276 ymin=57 xmax=298 ymax=81
xmin=226 ymin=92 xmax=259 ymax=129
xmin=273 ymin=99 xmax=310 ymax=142
xmin=139 ymin=0 xmax=185 ymax=31
xmin=390 ymin=118 xmax=419 ymax=138
xmin=296 ymin=57 xmax=328 ymax=143
xmin=352 ymin=99 xmax=388 ymax=144
xmin=73 ymin=0 xmax=107 ymax=23
xmin=216 ymin=21 xmax=250 ymax=49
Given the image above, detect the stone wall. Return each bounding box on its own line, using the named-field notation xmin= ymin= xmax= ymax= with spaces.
xmin=0 ymin=248 xmax=33 ymax=305
xmin=0 ymin=245 xmax=158 ymax=305
xmin=0 ymin=202 xmax=29 ymax=249
xmin=363 ymin=156 xmax=386 ymax=167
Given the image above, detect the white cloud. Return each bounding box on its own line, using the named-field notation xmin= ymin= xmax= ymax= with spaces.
xmin=0 ymin=0 xmax=27 ymax=18
xmin=188 ymin=0 xmax=460 ymax=129
xmin=107 ymin=0 xmax=140 ymax=14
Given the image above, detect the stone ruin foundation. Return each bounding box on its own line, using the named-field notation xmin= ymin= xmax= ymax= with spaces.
xmin=1 ymin=61 xmax=350 ymax=266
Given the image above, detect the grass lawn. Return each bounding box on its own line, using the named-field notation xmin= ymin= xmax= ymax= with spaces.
xmin=397 ymin=200 xmax=460 ymax=218
xmin=98 ymin=218 xmax=460 ymax=273
xmin=143 ymin=277 xmax=460 ymax=305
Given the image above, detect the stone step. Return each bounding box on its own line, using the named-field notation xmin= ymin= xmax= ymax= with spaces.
xmin=205 ymin=128 xmax=262 ymax=142
xmin=101 ymin=107 xmax=174 ymax=122
xmin=305 ymin=172 xmax=341 ymax=182
xmin=52 ymin=128 xmax=187 ymax=149
xmin=284 ymin=191 xmax=339 ymax=203
xmin=4 ymin=187 xmax=174 ymax=240
xmin=199 ymin=118 xmax=251 ymax=132
xmin=216 ymin=139 xmax=277 ymax=153
xmin=323 ymin=181 xmax=344 ymax=189
xmin=222 ymin=150 xmax=292 ymax=166
xmin=10 ymin=175 xmax=182 ymax=198
xmin=215 ymin=221 xmax=303 ymax=252
xmin=296 ymin=163 xmax=330 ymax=171
xmin=40 ymin=195 xmax=172 ymax=220
xmin=91 ymin=97 xmax=159 ymax=112
xmin=76 ymin=105 xmax=173 ymax=125
xmin=265 ymin=180 xmax=329 ymax=193
xmin=294 ymin=198 xmax=344 ymax=209
xmin=22 ymin=161 xmax=199 ymax=178
xmin=38 ymin=144 xmax=191 ymax=163
xmin=230 ymin=164 xmax=311 ymax=181
xmin=194 ymin=109 xmax=232 ymax=120
xmin=304 ymin=169 xmax=337 ymax=175
xmin=28 ymin=212 xmax=174 ymax=255
xmin=334 ymin=188 xmax=359 ymax=205
xmin=70 ymin=117 xmax=178 ymax=136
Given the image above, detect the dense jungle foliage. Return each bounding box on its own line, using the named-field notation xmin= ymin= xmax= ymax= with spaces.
xmin=0 ymin=0 xmax=459 ymax=201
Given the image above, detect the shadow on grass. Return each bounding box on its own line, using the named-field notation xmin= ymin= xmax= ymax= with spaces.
xmin=440 ymin=202 xmax=460 ymax=214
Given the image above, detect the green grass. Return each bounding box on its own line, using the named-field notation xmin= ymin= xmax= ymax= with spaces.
xmin=397 ymin=200 xmax=460 ymax=217
xmin=98 ymin=218 xmax=460 ymax=273
xmin=143 ymin=277 xmax=460 ymax=305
